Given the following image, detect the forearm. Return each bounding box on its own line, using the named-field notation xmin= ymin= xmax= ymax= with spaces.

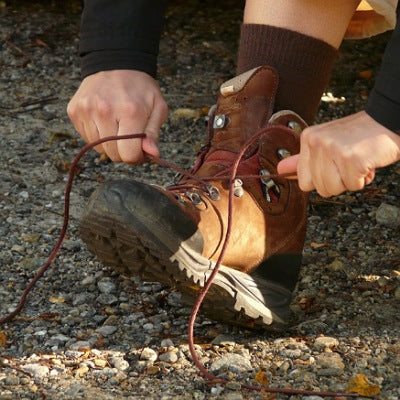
xmin=79 ymin=0 xmax=167 ymax=78
xmin=366 ymin=7 xmax=400 ymax=134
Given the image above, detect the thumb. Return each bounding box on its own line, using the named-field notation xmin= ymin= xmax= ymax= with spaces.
xmin=142 ymin=136 xmax=160 ymax=158
xmin=277 ymin=154 xmax=299 ymax=179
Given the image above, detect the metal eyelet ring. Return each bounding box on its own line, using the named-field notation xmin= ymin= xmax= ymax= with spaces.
xmin=185 ymin=191 xmax=203 ymax=205
xmin=173 ymin=193 xmax=185 ymax=206
xmin=260 ymin=169 xmax=279 ymax=202
xmin=206 ymin=184 xmax=220 ymax=201
xmin=233 ymin=179 xmax=244 ymax=197
xmin=277 ymin=148 xmax=291 ymax=160
xmin=287 ymin=120 xmax=302 ymax=134
xmin=213 ymin=114 xmax=227 ymax=129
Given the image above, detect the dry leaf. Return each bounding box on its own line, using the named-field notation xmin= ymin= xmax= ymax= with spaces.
xmin=346 ymin=373 xmax=381 ymax=396
xmin=254 ymin=369 xmax=269 ymax=387
xmin=49 ymin=295 xmax=65 ymax=304
xmin=358 ymin=70 xmax=373 ymax=79
xmin=0 ymin=331 xmax=7 ymax=347
xmin=147 ymin=365 xmax=161 ymax=375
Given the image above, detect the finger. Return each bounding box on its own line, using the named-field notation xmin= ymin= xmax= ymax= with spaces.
xmin=297 ymin=134 xmax=314 ymax=192
xmin=117 ymin=112 xmax=148 ymax=164
xmin=93 ymin=114 xmax=121 ymax=162
xmin=83 ymin=119 xmax=105 ymax=154
xmin=277 ymin=154 xmax=298 ymax=179
xmin=142 ymin=100 xmax=167 ymax=158
xmin=312 ymin=153 xmax=346 ymax=197
xmin=364 ymin=169 xmax=375 ymax=186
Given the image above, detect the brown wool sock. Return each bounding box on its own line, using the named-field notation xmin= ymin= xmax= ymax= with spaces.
xmin=237 ymin=24 xmax=338 ymax=124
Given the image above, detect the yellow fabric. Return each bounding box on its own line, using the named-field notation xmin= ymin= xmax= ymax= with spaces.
xmin=346 ymin=0 xmax=398 ymax=38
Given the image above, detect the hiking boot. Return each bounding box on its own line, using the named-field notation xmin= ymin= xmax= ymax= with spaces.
xmin=80 ymin=66 xmax=309 ymax=330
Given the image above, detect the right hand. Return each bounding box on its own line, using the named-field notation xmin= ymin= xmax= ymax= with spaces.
xmin=67 ymin=70 xmax=168 ymax=163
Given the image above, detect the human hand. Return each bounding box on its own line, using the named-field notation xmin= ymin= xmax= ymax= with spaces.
xmin=67 ymin=70 xmax=168 ymax=163
xmin=277 ymin=111 xmax=400 ymax=197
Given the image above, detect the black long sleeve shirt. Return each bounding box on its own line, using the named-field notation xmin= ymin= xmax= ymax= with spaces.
xmin=79 ymin=0 xmax=400 ymax=134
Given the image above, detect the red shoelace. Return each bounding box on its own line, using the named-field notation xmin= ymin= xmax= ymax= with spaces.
xmin=0 ymin=132 xmax=372 ymax=398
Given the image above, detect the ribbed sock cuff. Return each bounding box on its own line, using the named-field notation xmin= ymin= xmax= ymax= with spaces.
xmin=237 ymin=24 xmax=338 ymax=124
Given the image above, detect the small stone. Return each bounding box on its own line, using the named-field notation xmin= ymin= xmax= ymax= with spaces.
xmin=74 ymin=366 xmax=89 ymax=377
xmin=210 ymin=385 xmax=224 ymax=395
xmin=394 ymin=287 xmax=400 ymax=299
xmin=314 ymin=336 xmax=339 ymax=350
xmin=143 ymin=323 xmax=154 ymax=331
xmin=21 ymin=364 xmax=49 ymax=378
xmin=159 ymin=351 xmax=178 ymax=363
xmin=94 ymin=359 xmax=108 ymax=368
xmin=109 ymin=357 xmax=130 ymax=371
xmin=103 ymin=315 xmax=119 ymax=326
xmin=225 ymin=381 xmax=242 ymax=391
xmin=95 ymin=326 xmax=117 ymax=336
xmin=82 ymin=276 xmax=96 ymax=286
xmin=160 ymin=338 xmax=174 ymax=347
xmin=96 ymin=293 xmax=118 ymax=305
xmin=223 ymin=392 xmax=243 ymax=400
xmin=4 ymin=375 xmax=20 ymax=386
xmin=210 ymin=354 xmax=252 ymax=373
xmin=327 ymin=259 xmax=344 ymax=272
xmin=140 ymin=347 xmax=158 ymax=362
xmin=316 ymin=353 xmax=345 ymax=376
xmin=376 ymin=203 xmax=400 ymax=228
xmin=97 ymin=278 xmax=116 ymax=294
xmin=70 ymin=341 xmax=91 ymax=350
xmin=211 ymin=334 xmax=236 ymax=346
xmin=147 ymin=365 xmax=161 ymax=375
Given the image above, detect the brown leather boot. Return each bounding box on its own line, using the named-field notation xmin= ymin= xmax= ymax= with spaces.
xmin=80 ymin=66 xmax=309 ymax=330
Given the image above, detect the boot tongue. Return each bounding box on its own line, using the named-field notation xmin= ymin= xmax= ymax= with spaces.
xmin=208 ymin=66 xmax=279 ymax=155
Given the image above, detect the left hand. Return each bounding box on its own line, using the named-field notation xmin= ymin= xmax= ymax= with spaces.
xmin=278 ymin=111 xmax=400 ymax=197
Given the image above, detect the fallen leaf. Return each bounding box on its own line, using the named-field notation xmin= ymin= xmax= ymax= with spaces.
xmin=254 ymin=369 xmax=269 ymax=387
xmin=48 ymin=296 xmax=65 ymax=304
xmin=310 ymin=242 xmax=327 ymax=249
xmin=358 ymin=70 xmax=373 ymax=79
xmin=0 ymin=331 xmax=7 ymax=347
xmin=346 ymin=373 xmax=381 ymax=396
xmin=147 ymin=365 xmax=161 ymax=375
xmin=94 ymin=359 xmax=107 ymax=368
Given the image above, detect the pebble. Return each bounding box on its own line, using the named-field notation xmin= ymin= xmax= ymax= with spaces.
xmin=159 ymin=351 xmax=178 ymax=363
xmin=140 ymin=348 xmax=158 ymax=362
xmin=95 ymin=326 xmax=117 ymax=336
xmin=97 ymin=278 xmax=117 ymax=294
xmin=109 ymin=357 xmax=130 ymax=371
xmin=314 ymin=336 xmax=339 ymax=350
xmin=160 ymin=338 xmax=174 ymax=347
xmin=21 ymin=364 xmax=49 ymax=378
xmin=315 ymin=353 xmax=345 ymax=376
xmin=211 ymin=334 xmax=236 ymax=346
xmin=210 ymin=354 xmax=252 ymax=373
xmin=376 ymin=203 xmax=400 ymax=227
xmin=96 ymin=293 xmax=119 ymax=305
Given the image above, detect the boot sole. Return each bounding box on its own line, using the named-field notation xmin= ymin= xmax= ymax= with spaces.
xmin=80 ymin=185 xmax=292 ymax=331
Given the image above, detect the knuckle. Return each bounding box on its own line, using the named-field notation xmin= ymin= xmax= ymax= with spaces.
xmin=121 ymin=102 xmax=143 ymax=117
xmin=96 ymin=100 xmax=112 ymax=117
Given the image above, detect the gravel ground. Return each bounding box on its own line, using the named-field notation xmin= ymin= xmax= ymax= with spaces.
xmin=1 ymin=1 xmax=400 ymax=399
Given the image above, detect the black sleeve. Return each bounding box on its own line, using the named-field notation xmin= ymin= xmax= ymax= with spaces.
xmin=79 ymin=0 xmax=167 ymax=78
xmin=366 ymin=10 xmax=400 ymax=134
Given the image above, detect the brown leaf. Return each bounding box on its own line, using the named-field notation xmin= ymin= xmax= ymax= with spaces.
xmin=254 ymin=369 xmax=269 ymax=387
xmin=0 ymin=331 xmax=7 ymax=347
xmin=358 ymin=70 xmax=373 ymax=79
xmin=346 ymin=374 xmax=381 ymax=396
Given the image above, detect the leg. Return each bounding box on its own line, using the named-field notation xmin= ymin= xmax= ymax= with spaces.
xmin=244 ymin=0 xmax=361 ymax=48
xmin=238 ymin=0 xmax=361 ymax=123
